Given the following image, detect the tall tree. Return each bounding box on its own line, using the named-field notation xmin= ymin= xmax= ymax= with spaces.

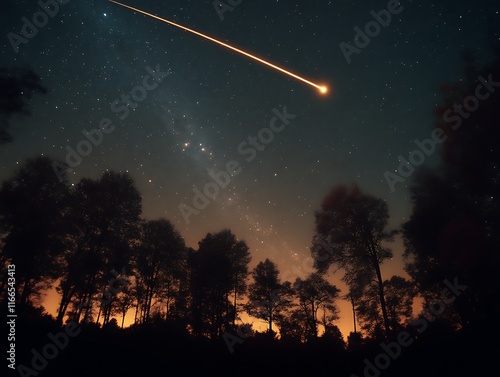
xmin=383 ymin=276 xmax=415 ymax=330
xmin=188 ymin=243 xmax=231 ymax=337
xmin=312 ymin=184 xmax=397 ymax=336
xmin=226 ymin=234 xmax=252 ymax=327
xmin=402 ymin=51 xmax=500 ymax=329
xmin=356 ymin=276 xmax=414 ymax=336
xmin=341 ymin=265 xmax=373 ymax=335
xmin=115 ymin=284 xmax=134 ymax=328
xmin=98 ymin=268 xmax=131 ymax=326
xmin=133 ymin=218 xmax=187 ymax=323
xmin=293 ymin=273 xmax=340 ymax=340
xmin=189 ymin=229 xmax=250 ymax=338
xmin=245 ymin=259 xmax=292 ymax=333
xmin=275 ymin=308 xmax=309 ymax=343
xmin=0 ymin=156 xmax=69 ymax=309
xmin=55 ymin=171 xmax=141 ymax=324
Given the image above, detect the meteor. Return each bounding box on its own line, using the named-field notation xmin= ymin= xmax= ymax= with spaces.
xmin=108 ymin=0 xmax=329 ymax=94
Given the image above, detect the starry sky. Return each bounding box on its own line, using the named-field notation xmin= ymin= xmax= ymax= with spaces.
xmin=1 ymin=0 xmax=499 ymax=335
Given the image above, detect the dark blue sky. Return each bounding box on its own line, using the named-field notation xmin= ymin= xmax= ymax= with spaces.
xmin=1 ymin=0 xmax=499 ymax=333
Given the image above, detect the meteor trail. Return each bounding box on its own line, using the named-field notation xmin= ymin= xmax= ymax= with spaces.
xmin=108 ymin=0 xmax=328 ymax=94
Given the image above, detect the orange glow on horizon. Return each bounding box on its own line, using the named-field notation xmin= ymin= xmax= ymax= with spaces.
xmin=108 ymin=0 xmax=329 ymax=94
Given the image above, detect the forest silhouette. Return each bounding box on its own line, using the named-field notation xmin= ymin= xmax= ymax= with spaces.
xmin=1 ymin=51 xmax=499 ymax=377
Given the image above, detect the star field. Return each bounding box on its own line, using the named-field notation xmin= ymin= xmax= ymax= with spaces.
xmin=1 ymin=0 xmax=499 ymax=335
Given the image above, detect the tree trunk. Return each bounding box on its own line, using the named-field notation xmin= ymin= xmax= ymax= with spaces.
xmin=350 ymin=293 xmax=357 ymax=333
xmin=145 ymin=289 xmax=153 ymax=322
xmin=104 ymin=299 xmax=114 ymax=325
xmin=18 ymin=277 xmax=33 ymax=309
xmin=56 ymin=287 xmax=75 ymax=325
xmin=165 ymin=297 xmax=169 ymax=320
xmin=134 ymin=301 xmax=140 ymax=324
xmin=233 ymin=286 xmax=237 ymax=327
xmin=79 ymin=273 xmax=97 ymax=323
xmin=144 ymin=272 xmax=156 ymax=322
xmin=310 ymin=302 xmax=317 ymax=339
xmin=373 ymin=257 xmax=391 ymax=336
xmin=96 ymin=305 xmax=102 ymax=325
xmin=82 ymin=295 xmax=93 ymax=324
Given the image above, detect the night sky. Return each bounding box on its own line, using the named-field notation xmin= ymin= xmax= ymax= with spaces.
xmin=1 ymin=0 xmax=499 ymax=335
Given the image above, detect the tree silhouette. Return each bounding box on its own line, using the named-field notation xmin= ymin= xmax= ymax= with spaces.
xmin=245 ymin=259 xmax=292 ymax=333
xmin=168 ymin=246 xmax=192 ymax=322
xmin=355 ymin=281 xmax=385 ymax=336
xmin=320 ymin=324 xmax=346 ymax=351
xmin=312 ymin=184 xmax=397 ymax=336
xmin=114 ymin=279 xmax=133 ymax=328
xmin=293 ymin=272 xmax=340 ymax=340
xmin=189 ymin=243 xmax=230 ymax=337
xmin=0 ymin=156 xmax=69 ymax=309
xmin=402 ymin=50 xmax=500 ymax=329
xmin=224 ymin=231 xmax=252 ymax=326
xmin=0 ymin=67 xmax=47 ymax=144
xmin=341 ymin=264 xmax=374 ymax=334
xmin=188 ymin=229 xmax=250 ymax=338
xmin=98 ymin=269 xmax=131 ymax=326
xmin=55 ymin=171 xmax=141 ymax=324
xmin=356 ymin=275 xmax=414 ymax=335
xmin=384 ymin=276 xmax=415 ymax=330
xmin=275 ymin=308 xmax=309 ymax=343
xmin=133 ymin=218 xmax=187 ymax=323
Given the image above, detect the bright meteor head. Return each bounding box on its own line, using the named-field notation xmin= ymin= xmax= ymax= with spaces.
xmin=109 ymin=0 xmax=329 ymax=95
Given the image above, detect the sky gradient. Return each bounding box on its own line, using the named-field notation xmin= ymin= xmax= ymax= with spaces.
xmin=1 ymin=0 xmax=499 ymax=337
